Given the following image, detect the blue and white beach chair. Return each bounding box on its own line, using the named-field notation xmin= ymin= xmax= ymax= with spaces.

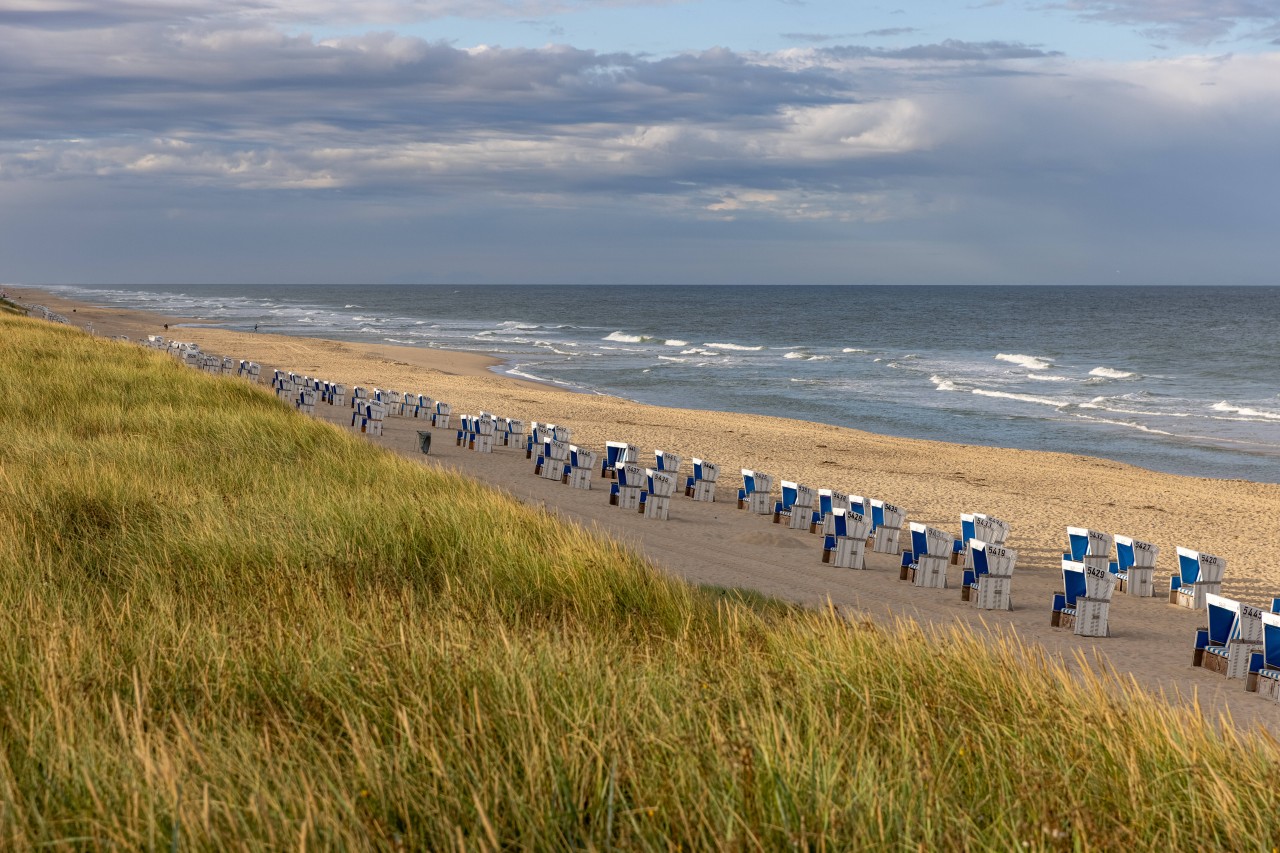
xmin=1194 ymin=594 xmax=1265 ymax=680
xmin=954 ymin=513 xmax=1010 ymax=566
xmin=566 ymin=445 xmax=597 ymax=490
xmin=639 ymin=469 xmax=678 ymax=520
xmin=821 ymin=508 xmax=871 ymax=569
xmin=962 ymin=540 xmax=1017 ymax=610
xmin=774 ymin=481 xmax=815 ymax=530
xmin=1110 ymin=535 xmax=1159 ymax=596
xmin=1051 ymin=558 xmax=1115 ymax=637
xmin=809 ymin=489 xmax=848 ymax=534
xmin=654 ymin=450 xmax=682 ymax=477
xmin=610 ymin=463 xmax=645 ymax=510
xmin=1247 ymin=613 xmax=1280 ymax=699
xmin=601 ymin=441 xmax=637 ymax=480
xmin=737 ymin=470 xmax=775 ymax=515
xmin=899 ymin=523 xmax=952 ymax=589
xmin=535 ymin=438 xmax=571 ymax=481
xmin=870 ymin=499 xmax=906 ymax=553
xmin=684 ymin=458 xmax=719 ymax=502
xmin=1066 ymin=526 xmax=1114 ymax=574
xmin=1169 ymin=546 xmax=1226 ymax=610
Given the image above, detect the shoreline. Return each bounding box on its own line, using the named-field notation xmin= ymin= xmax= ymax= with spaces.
xmin=12 ymin=283 xmax=1280 ymax=732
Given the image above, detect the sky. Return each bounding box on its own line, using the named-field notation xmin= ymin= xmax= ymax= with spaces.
xmin=1 ymin=0 xmax=1278 ymax=286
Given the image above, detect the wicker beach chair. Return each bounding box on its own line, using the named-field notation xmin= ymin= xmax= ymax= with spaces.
xmin=1169 ymin=547 xmax=1226 ymax=610
xmin=1193 ymin=594 xmax=1265 ymax=680
xmin=822 ymin=508 xmax=871 ymax=569
xmin=737 ymin=470 xmax=774 ymax=515
xmin=899 ymin=523 xmax=953 ymax=589
xmin=773 ymin=481 xmax=815 ymax=530
xmin=685 ymin=458 xmax=719 ymax=502
xmin=1051 ymin=558 xmax=1114 ymax=637
xmin=962 ymin=539 xmax=1017 ymax=610
xmin=1110 ymin=535 xmax=1159 ymax=596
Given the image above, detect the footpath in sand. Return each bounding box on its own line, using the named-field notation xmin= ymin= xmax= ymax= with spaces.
xmin=14 ymin=286 xmax=1280 ymax=735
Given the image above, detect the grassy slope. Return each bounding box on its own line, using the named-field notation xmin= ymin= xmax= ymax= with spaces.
xmin=1 ymin=314 xmax=1277 ymax=850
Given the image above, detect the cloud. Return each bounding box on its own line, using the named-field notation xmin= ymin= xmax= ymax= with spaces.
xmin=0 ymin=2 xmax=1278 ymax=284
xmin=1050 ymin=0 xmax=1280 ymax=44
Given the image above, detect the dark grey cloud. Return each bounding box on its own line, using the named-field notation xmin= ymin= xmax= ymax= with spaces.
xmin=1051 ymin=0 xmax=1280 ymax=44
xmin=0 ymin=1 xmax=1277 ymax=285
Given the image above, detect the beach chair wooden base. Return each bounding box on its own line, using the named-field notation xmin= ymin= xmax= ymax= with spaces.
xmin=1253 ymin=671 xmax=1280 ymax=701
xmin=900 ymin=555 xmax=947 ymax=589
xmin=1172 ymin=583 xmax=1220 ymax=611
xmin=687 ymin=480 xmax=716 ymax=502
xmin=822 ymin=538 xmax=865 ymax=570
xmin=872 ymin=526 xmax=901 ymax=554
xmin=642 ymin=495 xmax=670 ymax=521
xmin=1057 ymin=598 xmax=1109 ymax=637
xmin=568 ymin=469 xmax=592 ymax=490
xmin=972 ymin=575 xmax=1013 ymax=611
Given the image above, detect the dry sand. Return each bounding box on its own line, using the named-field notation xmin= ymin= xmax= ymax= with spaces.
xmin=12 ymin=285 xmax=1280 ymax=734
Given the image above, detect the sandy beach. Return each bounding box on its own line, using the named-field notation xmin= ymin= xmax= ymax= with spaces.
xmin=13 ymin=285 xmax=1280 ymax=733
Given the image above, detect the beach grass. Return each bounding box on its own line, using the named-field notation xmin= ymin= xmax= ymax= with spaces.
xmin=1 ymin=313 xmax=1278 ymax=850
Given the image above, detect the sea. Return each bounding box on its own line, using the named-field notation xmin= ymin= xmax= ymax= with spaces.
xmin=36 ymin=284 xmax=1280 ymax=484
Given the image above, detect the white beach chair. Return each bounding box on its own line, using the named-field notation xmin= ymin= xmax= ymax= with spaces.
xmin=1066 ymin=526 xmax=1114 ymax=575
xmin=601 ymin=441 xmax=637 ymax=480
xmin=964 ymin=540 xmax=1017 ymax=611
xmin=1111 ymin=535 xmax=1159 ymax=596
xmin=566 ymin=446 xmax=597 ymax=490
xmin=1169 ymin=547 xmax=1226 ymax=610
xmin=639 ymin=469 xmax=677 ymax=520
xmin=1247 ymin=613 xmax=1280 ymax=699
xmin=1194 ymin=594 xmax=1265 ymax=680
xmin=684 ymin=458 xmax=719 ymax=502
xmin=431 ymin=401 xmax=452 ymax=429
xmin=821 ymin=508 xmax=871 ymax=569
xmin=870 ymin=498 xmax=906 ymax=553
xmin=773 ymin=481 xmax=815 ymax=531
xmin=654 ymin=450 xmax=682 ymax=478
xmin=899 ymin=523 xmax=952 ymax=589
xmin=1051 ymin=559 xmax=1115 ymax=637
xmin=737 ymin=470 xmax=774 ymax=515
xmin=810 ymin=489 xmax=849 ymax=535
xmin=610 ymin=463 xmax=645 ymax=510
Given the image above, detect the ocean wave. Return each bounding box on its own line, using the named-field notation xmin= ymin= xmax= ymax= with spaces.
xmin=657 ymin=355 xmax=688 ymax=363
xmin=995 ymin=353 xmax=1053 ymax=371
xmin=1025 ymin=373 xmax=1072 ymax=382
xmin=1080 ymin=397 xmax=1190 ymax=418
xmin=841 ymin=348 xmax=869 ymax=353
xmin=344 ymin=304 xmax=362 ymax=309
xmin=704 ymin=342 xmax=765 ymax=351
xmin=1211 ymin=402 xmax=1280 ymax=422
xmin=783 ymin=351 xmax=809 ymax=360
xmin=664 ymin=339 xmax=689 ymax=347
xmin=1089 ymin=367 xmax=1137 ymax=380
xmin=1072 ymin=414 xmax=1177 ymax=436
xmin=971 ymin=388 xmax=1067 ymax=408
xmin=931 ymin=374 xmax=960 ymax=392
xmin=603 ymin=331 xmax=644 ymax=343
xmin=681 ymin=348 xmax=719 ymax=356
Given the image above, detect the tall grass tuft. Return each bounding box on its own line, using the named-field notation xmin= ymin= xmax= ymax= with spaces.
xmin=1 ymin=314 xmax=1278 ymax=850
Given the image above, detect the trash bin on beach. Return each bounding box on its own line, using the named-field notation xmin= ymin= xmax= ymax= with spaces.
xmin=417 ymin=430 xmax=432 ymax=455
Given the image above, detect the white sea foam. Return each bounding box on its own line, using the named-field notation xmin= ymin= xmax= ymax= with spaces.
xmin=603 ymin=331 xmax=644 ymax=343
xmin=995 ymin=353 xmax=1052 ymax=370
xmin=1072 ymin=414 xmax=1177 ymax=436
xmin=1026 ymin=373 xmax=1071 ymax=382
xmin=972 ymin=389 xmax=1066 ymax=408
xmin=1089 ymin=367 xmax=1137 ymax=380
xmin=842 ymin=348 xmax=869 ymax=353
xmin=704 ymin=342 xmax=765 ymax=351
xmin=931 ymin=375 xmax=960 ymax=392
xmin=657 ymin=355 xmax=688 ymax=363
xmin=1211 ymin=402 xmax=1280 ymax=421
xmin=664 ymin=339 xmax=689 ymax=347
xmin=784 ymin=352 xmax=809 ymax=360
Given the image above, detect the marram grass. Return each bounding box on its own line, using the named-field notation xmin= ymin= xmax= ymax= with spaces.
xmin=1 ymin=314 xmax=1277 ymax=851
